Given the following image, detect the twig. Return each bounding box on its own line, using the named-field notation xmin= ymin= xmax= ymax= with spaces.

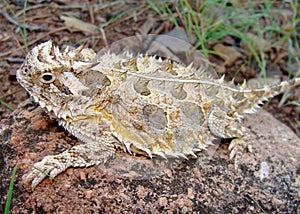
xmin=0 ymin=9 xmax=41 ymax=32
xmin=0 ymin=26 xmax=69 ymax=58
xmin=85 ymin=0 xmax=95 ymax=24
xmin=0 ymin=88 xmax=23 ymax=100
xmin=5 ymin=57 xmax=24 ymax=63
xmin=99 ymin=27 xmax=110 ymax=50
xmin=245 ymin=192 xmax=267 ymax=214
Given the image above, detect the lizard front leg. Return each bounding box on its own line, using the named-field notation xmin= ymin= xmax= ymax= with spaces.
xmin=26 ymin=132 xmax=116 ymax=189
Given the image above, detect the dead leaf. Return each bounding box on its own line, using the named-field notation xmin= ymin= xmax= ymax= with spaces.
xmin=213 ymin=44 xmax=242 ymax=66
xmin=138 ymin=15 xmax=155 ymax=35
xmin=0 ymin=33 xmax=10 ymax=43
xmin=60 ymin=15 xmax=99 ymax=35
xmin=245 ymin=33 xmax=272 ymax=52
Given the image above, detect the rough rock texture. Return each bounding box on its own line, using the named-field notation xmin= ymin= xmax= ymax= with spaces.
xmin=1 ymin=99 xmax=300 ymax=213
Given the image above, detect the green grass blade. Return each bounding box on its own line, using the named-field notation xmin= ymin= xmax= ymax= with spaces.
xmin=0 ymin=100 xmax=14 ymax=111
xmin=4 ymin=162 xmax=24 ymax=214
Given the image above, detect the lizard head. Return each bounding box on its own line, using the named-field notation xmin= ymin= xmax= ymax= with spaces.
xmin=16 ymin=40 xmax=97 ymax=115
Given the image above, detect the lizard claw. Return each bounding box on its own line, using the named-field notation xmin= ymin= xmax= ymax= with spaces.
xmin=26 ymin=155 xmax=67 ymax=189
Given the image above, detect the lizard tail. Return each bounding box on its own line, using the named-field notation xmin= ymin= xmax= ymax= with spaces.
xmin=234 ymin=77 xmax=300 ymax=115
xmin=261 ymin=77 xmax=300 ymax=98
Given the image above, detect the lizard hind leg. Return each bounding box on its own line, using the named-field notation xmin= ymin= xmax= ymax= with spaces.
xmin=208 ymin=107 xmax=252 ymax=169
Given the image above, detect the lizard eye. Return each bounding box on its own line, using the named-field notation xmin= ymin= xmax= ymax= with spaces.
xmin=40 ymin=72 xmax=56 ymax=84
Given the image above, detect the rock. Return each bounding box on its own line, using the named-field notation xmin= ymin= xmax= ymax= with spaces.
xmin=0 ymin=99 xmax=299 ymax=213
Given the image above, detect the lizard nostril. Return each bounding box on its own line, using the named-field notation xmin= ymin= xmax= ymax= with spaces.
xmin=23 ymin=67 xmax=29 ymax=75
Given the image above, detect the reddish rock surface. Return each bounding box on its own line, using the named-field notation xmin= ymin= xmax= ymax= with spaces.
xmin=1 ymin=99 xmax=299 ymax=213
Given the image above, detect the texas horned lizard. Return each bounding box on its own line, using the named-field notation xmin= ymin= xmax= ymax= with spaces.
xmin=17 ymin=40 xmax=300 ymax=189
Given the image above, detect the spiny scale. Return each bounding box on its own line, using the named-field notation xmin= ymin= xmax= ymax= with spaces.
xmin=16 ymin=40 xmax=300 ymax=189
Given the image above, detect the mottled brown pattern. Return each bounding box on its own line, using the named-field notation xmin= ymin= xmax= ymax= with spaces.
xmin=16 ymin=41 xmax=300 ymax=189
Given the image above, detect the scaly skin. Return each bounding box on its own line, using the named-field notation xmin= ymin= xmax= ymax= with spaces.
xmin=16 ymin=40 xmax=300 ymax=189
